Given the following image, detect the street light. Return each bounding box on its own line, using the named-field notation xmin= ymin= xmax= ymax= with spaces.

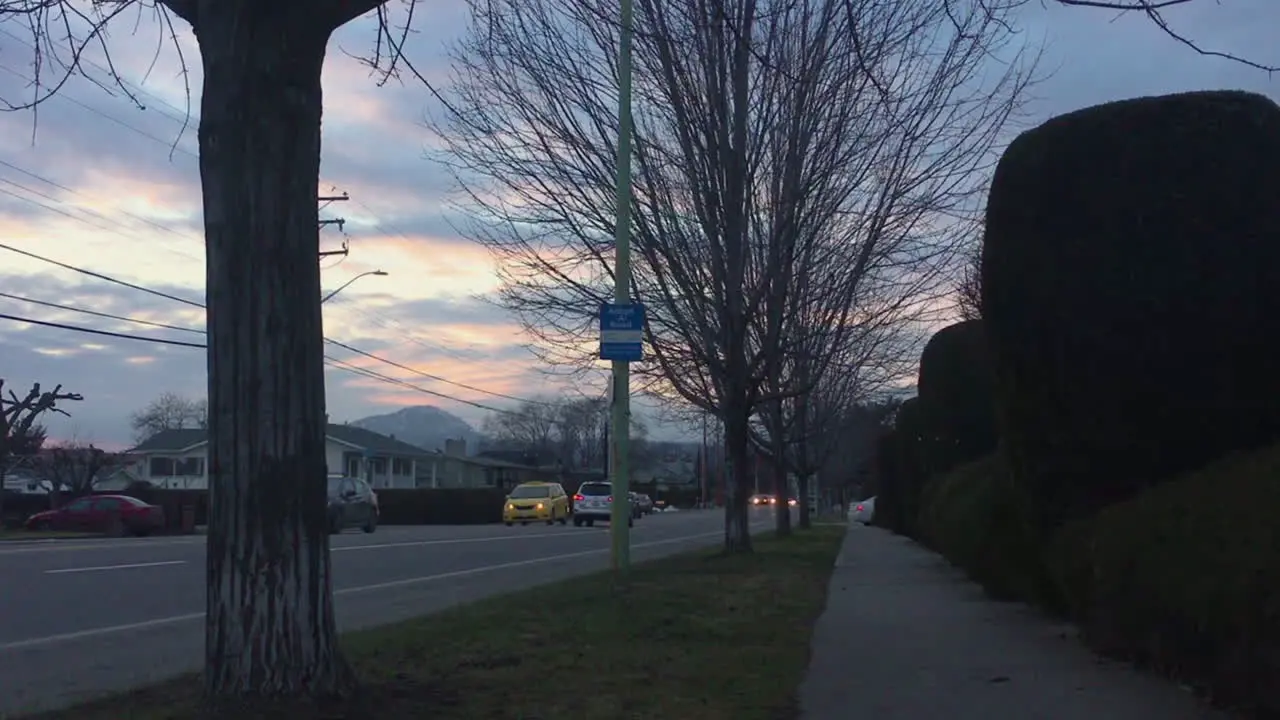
xmin=320 ymin=270 xmax=388 ymax=304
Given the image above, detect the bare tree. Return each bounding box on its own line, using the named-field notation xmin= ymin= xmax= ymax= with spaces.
xmin=482 ymin=397 xmax=562 ymax=461
xmin=130 ymin=392 xmax=208 ymax=443
xmin=34 ymin=440 xmax=122 ymax=507
xmin=1044 ymin=0 xmax=1276 ymax=71
xmin=0 ymin=0 xmax=445 ymax=702
xmin=957 ymin=241 xmax=983 ymax=321
xmin=0 ymin=380 xmax=81 ymax=517
xmin=434 ymin=0 xmax=1033 ymax=549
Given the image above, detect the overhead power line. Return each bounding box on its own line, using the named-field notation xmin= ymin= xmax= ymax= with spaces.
xmin=0 ymin=292 xmax=203 ymax=335
xmin=0 ymin=243 xmax=545 ymax=406
xmin=0 ymin=312 xmax=206 ymax=348
xmin=0 ymin=309 xmax=516 ymax=415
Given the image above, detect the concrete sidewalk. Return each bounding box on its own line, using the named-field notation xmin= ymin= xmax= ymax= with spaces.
xmin=799 ymin=523 xmax=1227 ymax=720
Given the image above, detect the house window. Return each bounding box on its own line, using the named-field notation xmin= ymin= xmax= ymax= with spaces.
xmin=149 ymin=457 xmax=175 ymax=477
xmin=345 ymin=455 xmax=361 ymax=478
xmin=368 ymin=457 xmax=388 ymax=476
xmin=391 ymin=458 xmax=412 ymax=476
xmin=175 ymin=457 xmax=204 ymax=476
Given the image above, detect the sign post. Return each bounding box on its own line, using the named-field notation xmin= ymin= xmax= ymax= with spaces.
xmin=600 ymin=302 xmax=642 ymax=575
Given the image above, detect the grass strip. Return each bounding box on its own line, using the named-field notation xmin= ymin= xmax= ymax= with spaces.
xmin=31 ymin=525 xmax=845 ymax=720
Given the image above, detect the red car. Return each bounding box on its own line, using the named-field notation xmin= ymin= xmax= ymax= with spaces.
xmin=25 ymin=494 xmax=165 ymax=536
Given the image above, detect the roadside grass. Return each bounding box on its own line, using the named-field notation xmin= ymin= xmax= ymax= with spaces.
xmin=30 ymin=525 xmax=845 ymax=720
xmin=0 ymin=529 xmax=98 ymax=541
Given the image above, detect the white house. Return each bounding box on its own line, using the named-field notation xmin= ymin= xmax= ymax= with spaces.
xmin=127 ymin=424 xmax=432 ymax=490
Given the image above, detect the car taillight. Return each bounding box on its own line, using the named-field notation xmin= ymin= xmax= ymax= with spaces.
xmin=574 ymin=494 xmax=584 ymax=502
xmin=606 ymin=496 xmax=613 ymax=503
xmin=856 ymin=504 xmax=864 ymax=511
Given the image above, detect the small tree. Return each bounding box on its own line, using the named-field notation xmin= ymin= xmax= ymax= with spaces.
xmin=35 ymin=441 xmax=123 ymax=507
xmin=130 ymin=392 xmax=208 ymax=443
xmin=0 ymin=380 xmax=82 ymax=517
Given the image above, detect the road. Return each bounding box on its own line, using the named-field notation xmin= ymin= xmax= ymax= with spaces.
xmin=0 ymin=507 xmax=778 ymax=716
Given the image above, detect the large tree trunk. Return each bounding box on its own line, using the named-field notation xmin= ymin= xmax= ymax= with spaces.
xmin=722 ymin=405 xmax=753 ymax=554
xmin=797 ymin=473 xmax=812 ymax=529
xmin=195 ymin=9 xmax=354 ymax=701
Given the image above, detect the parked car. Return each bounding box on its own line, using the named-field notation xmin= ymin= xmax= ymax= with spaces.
xmin=24 ymin=494 xmax=164 ymax=536
xmin=504 ymin=482 xmax=570 ymax=526
xmin=573 ymin=481 xmax=633 ymax=527
xmin=635 ymin=493 xmax=655 ymax=515
xmin=627 ymin=492 xmax=645 ymax=520
xmin=851 ymin=496 xmax=876 ymax=526
xmin=327 ymin=476 xmax=378 ymax=534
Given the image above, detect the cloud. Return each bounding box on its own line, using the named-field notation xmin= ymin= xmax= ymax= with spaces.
xmin=1 ymin=4 xmax=1276 ymax=449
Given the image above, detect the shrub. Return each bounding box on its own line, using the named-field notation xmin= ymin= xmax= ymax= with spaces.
xmin=916 ymin=319 xmax=997 ymax=477
xmin=916 ymin=452 xmax=1045 ymax=603
xmin=1047 ymin=441 xmax=1280 ymax=713
xmin=982 ymin=90 xmax=1280 ymax=537
xmin=0 ymin=492 xmax=51 ymax=529
xmin=873 ymin=398 xmax=928 ymax=537
xmin=376 ymin=488 xmax=508 ymax=525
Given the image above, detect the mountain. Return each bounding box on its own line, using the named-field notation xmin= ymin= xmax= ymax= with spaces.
xmin=346 ymin=406 xmax=479 ymax=453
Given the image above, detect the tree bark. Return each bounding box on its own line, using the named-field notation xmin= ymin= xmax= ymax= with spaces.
xmin=797 ymin=473 xmax=812 ymax=529
xmin=194 ymin=7 xmax=354 ymax=701
xmin=721 ymin=403 xmax=753 ymax=553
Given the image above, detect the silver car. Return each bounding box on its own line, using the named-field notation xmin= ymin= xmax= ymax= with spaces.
xmin=573 ymin=481 xmax=633 ymax=528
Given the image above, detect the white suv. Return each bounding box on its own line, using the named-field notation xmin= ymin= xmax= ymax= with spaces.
xmin=572 ymin=481 xmax=633 ymax=528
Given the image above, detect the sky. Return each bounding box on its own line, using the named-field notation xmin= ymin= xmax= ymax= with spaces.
xmin=0 ymin=1 xmax=1275 ymax=450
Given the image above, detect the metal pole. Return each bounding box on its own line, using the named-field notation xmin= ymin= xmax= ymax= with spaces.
xmin=610 ymin=0 xmax=635 ymax=576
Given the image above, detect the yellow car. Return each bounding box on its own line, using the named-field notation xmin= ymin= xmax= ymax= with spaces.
xmin=503 ymin=482 xmax=571 ymax=526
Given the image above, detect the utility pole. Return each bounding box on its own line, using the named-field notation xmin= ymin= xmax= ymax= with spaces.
xmin=319 ymin=193 xmax=349 ymax=259
xmin=609 ymin=0 xmax=635 ymax=578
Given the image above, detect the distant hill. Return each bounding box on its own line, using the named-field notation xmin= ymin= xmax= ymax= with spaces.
xmin=346 ymin=406 xmax=478 ymax=453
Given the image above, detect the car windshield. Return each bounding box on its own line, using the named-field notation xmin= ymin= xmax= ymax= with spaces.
xmin=114 ymin=495 xmax=149 ymax=507
xmin=508 ymin=485 xmax=550 ymax=499
xmin=579 ymin=483 xmax=611 ymax=496
xmin=327 ymin=477 xmax=344 ymax=493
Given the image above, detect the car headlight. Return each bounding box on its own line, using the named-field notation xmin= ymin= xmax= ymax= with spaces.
xmin=506 ymin=503 xmax=515 ymax=510
xmin=536 ymin=502 xmax=545 ymax=510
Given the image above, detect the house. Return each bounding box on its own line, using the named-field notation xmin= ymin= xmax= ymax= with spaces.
xmin=128 ymin=424 xmax=434 ymax=490
xmin=417 ymin=438 xmax=560 ymax=491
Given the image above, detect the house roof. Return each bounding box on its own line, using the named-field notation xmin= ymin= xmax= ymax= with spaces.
xmin=128 ymin=425 xmax=432 ymax=458
xmin=128 ymin=428 xmax=208 ymax=453
xmin=324 ymin=424 xmax=432 ymax=457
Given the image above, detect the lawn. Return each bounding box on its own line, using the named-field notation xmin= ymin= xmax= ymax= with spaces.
xmin=31 ymin=525 xmax=845 ymax=720
xmin=0 ymin=529 xmax=98 ymax=541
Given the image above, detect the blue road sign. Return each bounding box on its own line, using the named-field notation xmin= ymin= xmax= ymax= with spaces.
xmin=599 ymin=303 xmax=645 ymax=362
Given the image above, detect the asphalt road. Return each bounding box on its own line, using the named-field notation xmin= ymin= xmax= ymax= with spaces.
xmin=0 ymin=507 xmax=779 ymax=716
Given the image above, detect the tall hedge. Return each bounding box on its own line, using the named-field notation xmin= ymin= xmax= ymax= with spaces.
xmin=982 ymin=90 xmax=1280 ymax=535
xmin=916 ymin=319 xmax=997 ymax=477
xmin=872 ymin=397 xmax=928 ymax=536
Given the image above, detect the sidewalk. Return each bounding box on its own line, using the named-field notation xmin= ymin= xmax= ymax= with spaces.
xmin=799 ymin=523 xmax=1228 ymax=720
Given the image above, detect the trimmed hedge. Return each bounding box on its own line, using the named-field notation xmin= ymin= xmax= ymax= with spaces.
xmin=916 ymin=452 xmax=1045 ymax=604
xmin=916 ymin=319 xmax=997 ymax=477
xmin=0 ymin=492 xmax=51 ymax=529
xmin=375 ymin=488 xmax=508 ymax=525
xmin=982 ymin=90 xmax=1280 ymax=537
xmin=1047 ymin=441 xmax=1280 ymax=714
xmin=872 ymin=398 xmax=928 ymax=537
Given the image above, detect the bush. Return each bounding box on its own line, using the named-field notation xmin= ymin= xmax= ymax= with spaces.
xmin=872 ymin=398 xmax=928 ymax=537
xmin=982 ymin=90 xmax=1280 ymax=537
xmin=916 ymin=319 xmax=997 ymax=477
xmin=0 ymin=492 xmax=51 ymax=529
xmin=916 ymin=453 xmax=1046 ymax=603
xmin=1047 ymin=442 xmax=1280 ymax=713
xmin=376 ymin=488 xmax=508 ymax=525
